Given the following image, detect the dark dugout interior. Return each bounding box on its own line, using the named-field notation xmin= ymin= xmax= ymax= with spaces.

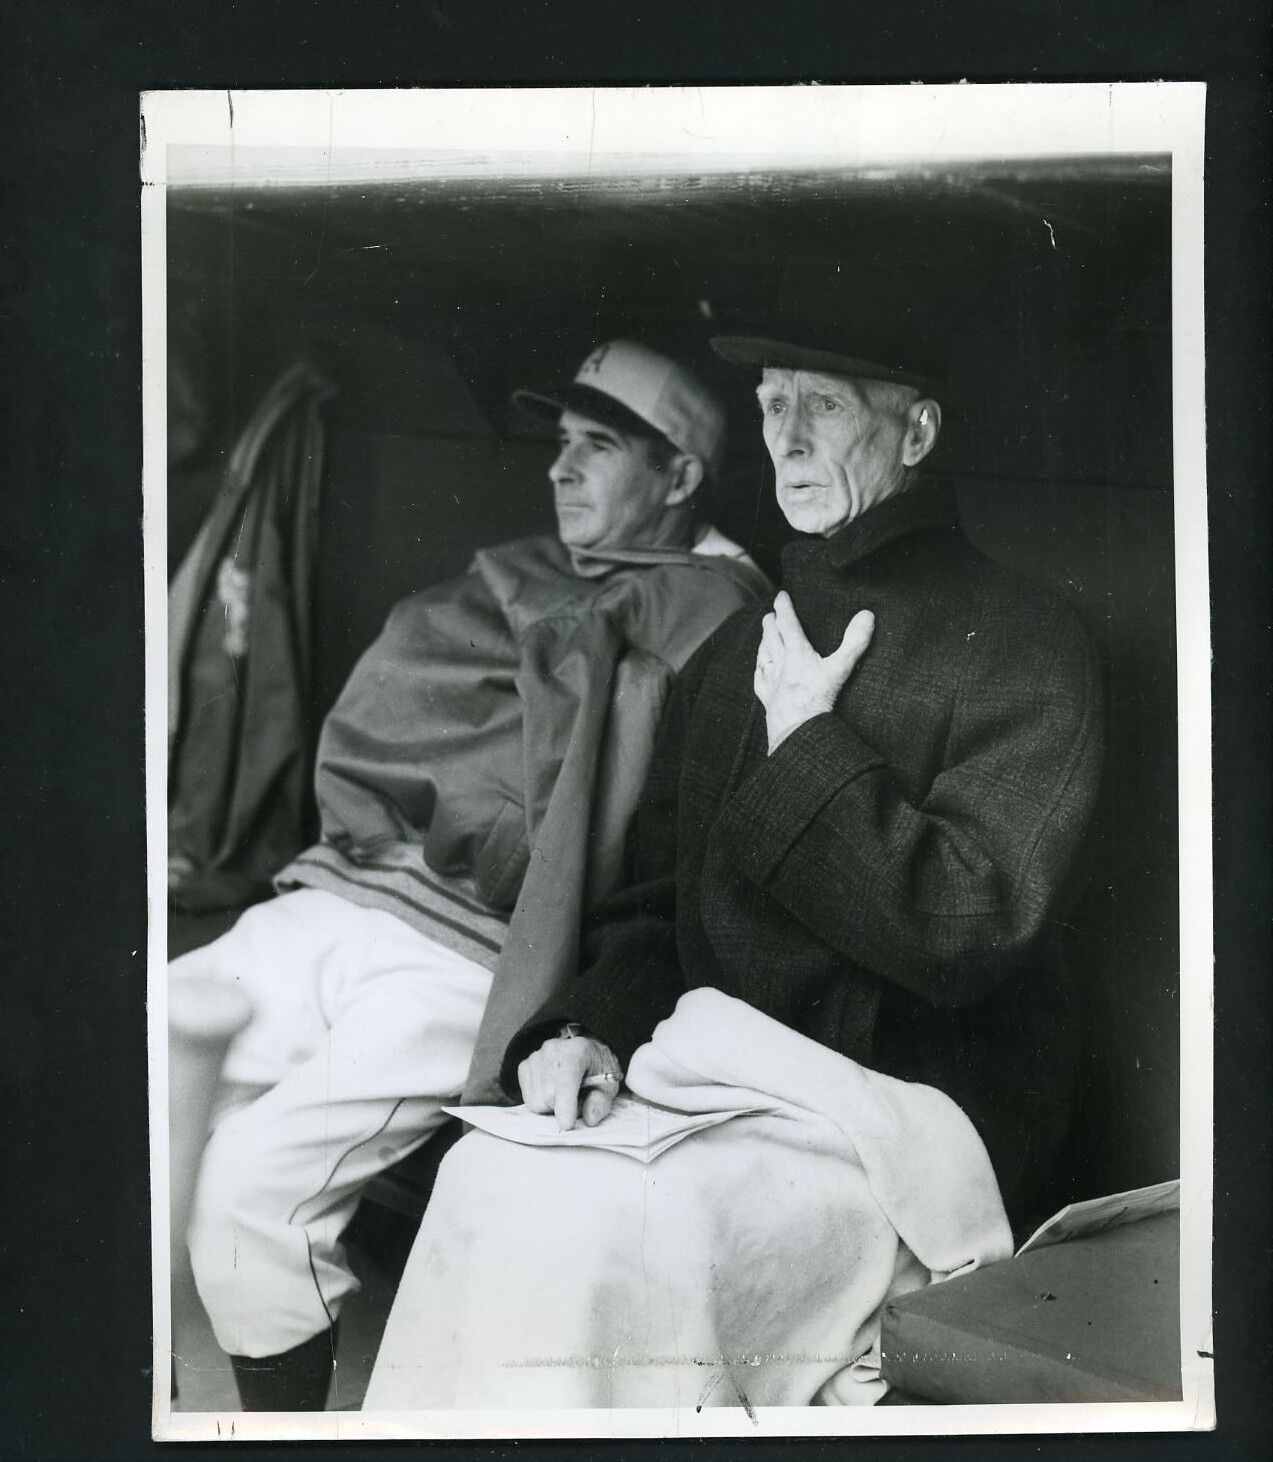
xmin=167 ymin=156 xmax=1177 ymax=1207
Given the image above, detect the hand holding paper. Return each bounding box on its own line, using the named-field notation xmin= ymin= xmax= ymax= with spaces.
xmin=517 ymin=1032 xmax=623 ymax=1129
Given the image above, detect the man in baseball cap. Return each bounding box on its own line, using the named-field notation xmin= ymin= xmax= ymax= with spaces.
xmin=513 ymin=338 xmax=728 ymax=557
xmin=171 ymin=337 xmax=768 ymax=1412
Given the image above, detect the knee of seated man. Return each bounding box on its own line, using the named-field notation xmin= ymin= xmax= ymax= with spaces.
xmin=186 ymin=1111 xmax=316 ymax=1312
xmin=190 ymin=1102 xmax=297 ymax=1240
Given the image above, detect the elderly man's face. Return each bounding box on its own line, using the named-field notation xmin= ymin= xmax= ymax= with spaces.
xmin=757 ymin=368 xmax=914 ymax=537
xmin=549 ymin=408 xmax=678 ymax=553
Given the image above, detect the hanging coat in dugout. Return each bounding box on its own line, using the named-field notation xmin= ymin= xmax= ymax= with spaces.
xmin=168 ymin=363 xmax=336 ymax=913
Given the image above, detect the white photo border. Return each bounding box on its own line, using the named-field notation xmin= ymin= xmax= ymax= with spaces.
xmin=142 ymin=81 xmax=1212 ymax=1442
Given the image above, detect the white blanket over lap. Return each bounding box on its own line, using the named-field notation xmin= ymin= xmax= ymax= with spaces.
xmin=364 ymin=989 xmax=1012 ymax=1411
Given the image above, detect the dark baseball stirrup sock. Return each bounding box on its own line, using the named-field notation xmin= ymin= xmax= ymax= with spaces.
xmin=229 ymin=1322 xmax=340 ymax=1411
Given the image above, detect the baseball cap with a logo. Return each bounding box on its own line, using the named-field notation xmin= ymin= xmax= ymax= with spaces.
xmin=513 ymin=340 xmax=725 ymax=470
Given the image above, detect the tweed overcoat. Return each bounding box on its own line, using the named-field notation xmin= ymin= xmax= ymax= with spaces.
xmin=504 ymin=483 xmax=1105 ymax=1214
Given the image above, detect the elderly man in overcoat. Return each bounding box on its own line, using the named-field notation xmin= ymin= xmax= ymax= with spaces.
xmin=363 ymin=320 xmax=1106 ymax=1411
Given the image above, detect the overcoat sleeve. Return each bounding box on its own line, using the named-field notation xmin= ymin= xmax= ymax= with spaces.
xmin=711 ymin=597 xmax=1104 ymax=1009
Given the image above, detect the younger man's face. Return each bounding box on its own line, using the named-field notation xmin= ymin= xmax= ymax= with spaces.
xmin=548 ymin=409 xmax=675 ymax=553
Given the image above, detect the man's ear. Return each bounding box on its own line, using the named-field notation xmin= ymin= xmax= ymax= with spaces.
xmin=901 ymin=398 xmax=941 ymax=467
xmin=664 ymin=453 xmax=704 ymax=507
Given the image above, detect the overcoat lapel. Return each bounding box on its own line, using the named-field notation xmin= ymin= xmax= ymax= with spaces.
xmin=680 ymin=610 xmax=767 ymax=836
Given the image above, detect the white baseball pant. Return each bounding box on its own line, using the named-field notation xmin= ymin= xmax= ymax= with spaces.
xmin=171 ymin=888 xmax=493 ymax=1358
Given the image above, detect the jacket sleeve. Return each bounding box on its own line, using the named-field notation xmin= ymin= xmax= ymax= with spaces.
xmin=711 ymin=597 xmax=1104 ymax=1009
xmin=313 ymin=569 xmax=512 ymax=852
xmin=497 ymin=637 xmax=713 ymax=1095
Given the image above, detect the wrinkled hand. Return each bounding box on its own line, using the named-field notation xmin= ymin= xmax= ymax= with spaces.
xmin=754 ymin=591 xmax=875 ymax=753
xmin=518 ymin=1034 xmax=623 ymax=1130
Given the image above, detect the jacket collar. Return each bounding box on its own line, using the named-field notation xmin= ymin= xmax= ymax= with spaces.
xmin=783 ymin=478 xmax=960 ymax=576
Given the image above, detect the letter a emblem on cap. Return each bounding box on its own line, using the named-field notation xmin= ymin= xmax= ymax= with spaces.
xmin=579 ymin=344 xmax=609 ymax=377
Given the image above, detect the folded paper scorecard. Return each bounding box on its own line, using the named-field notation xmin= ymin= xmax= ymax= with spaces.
xmin=445 ymin=1092 xmax=769 ymax=1163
